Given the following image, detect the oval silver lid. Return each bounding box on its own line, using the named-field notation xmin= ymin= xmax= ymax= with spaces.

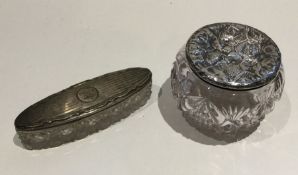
xmin=186 ymin=22 xmax=281 ymax=90
xmin=15 ymin=68 xmax=152 ymax=131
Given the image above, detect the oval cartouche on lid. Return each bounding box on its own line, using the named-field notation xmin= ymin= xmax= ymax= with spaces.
xmin=15 ymin=67 xmax=152 ymax=149
xmin=186 ymin=22 xmax=281 ymax=90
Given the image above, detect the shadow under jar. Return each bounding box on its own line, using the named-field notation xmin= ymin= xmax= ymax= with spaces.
xmin=171 ymin=23 xmax=284 ymax=142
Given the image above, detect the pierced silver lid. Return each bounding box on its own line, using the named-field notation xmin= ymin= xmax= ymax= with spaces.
xmin=186 ymin=22 xmax=281 ymax=90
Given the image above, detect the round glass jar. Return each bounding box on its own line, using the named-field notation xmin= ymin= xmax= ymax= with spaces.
xmin=171 ymin=23 xmax=284 ymax=142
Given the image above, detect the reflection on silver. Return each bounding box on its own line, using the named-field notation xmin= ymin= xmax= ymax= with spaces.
xmin=171 ymin=45 xmax=284 ymax=142
xmin=186 ymin=23 xmax=281 ymax=90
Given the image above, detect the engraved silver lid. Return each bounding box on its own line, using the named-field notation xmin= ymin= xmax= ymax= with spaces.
xmin=186 ymin=22 xmax=281 ymax=90
xmin=15 ymin=68 xmax=152 ymax=131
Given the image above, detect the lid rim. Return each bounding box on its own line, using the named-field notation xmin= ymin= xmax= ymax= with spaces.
xmin=185 ymin=22 xmax=281 ymax=90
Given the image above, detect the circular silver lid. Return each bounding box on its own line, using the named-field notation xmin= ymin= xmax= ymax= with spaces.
xmin=186 ymin=23 xmax=281 ymax=90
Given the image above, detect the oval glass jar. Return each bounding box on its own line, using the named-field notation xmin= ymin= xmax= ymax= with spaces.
xmin=15 ymin=68 xmax=152 ymax=149
xmin=171 ymin=23 xmax=284 ymax=142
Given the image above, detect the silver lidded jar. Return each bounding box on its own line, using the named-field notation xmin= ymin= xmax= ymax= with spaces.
xmin=171 ymin=23 xmax=284 ymax=142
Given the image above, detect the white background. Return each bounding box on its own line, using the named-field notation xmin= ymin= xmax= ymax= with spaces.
xmin=1 ymin=0 xmax=298 ymax=175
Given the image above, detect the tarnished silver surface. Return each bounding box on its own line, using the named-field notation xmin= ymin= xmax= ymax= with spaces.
xmin=172 ymin=41 xmax=284 ymax=142
xmin=186 ymin=23 xmax=281 ymax=90
xmin=15 ymin=68 xmax=152 ymax=149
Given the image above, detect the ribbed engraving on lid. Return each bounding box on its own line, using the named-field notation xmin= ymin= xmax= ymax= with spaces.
xmin=15 ymin=68 xmax=151 ymax=131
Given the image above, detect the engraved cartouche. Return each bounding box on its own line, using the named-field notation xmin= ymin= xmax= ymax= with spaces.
xmin=15 ymin=68 xmax=152 ymax=149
